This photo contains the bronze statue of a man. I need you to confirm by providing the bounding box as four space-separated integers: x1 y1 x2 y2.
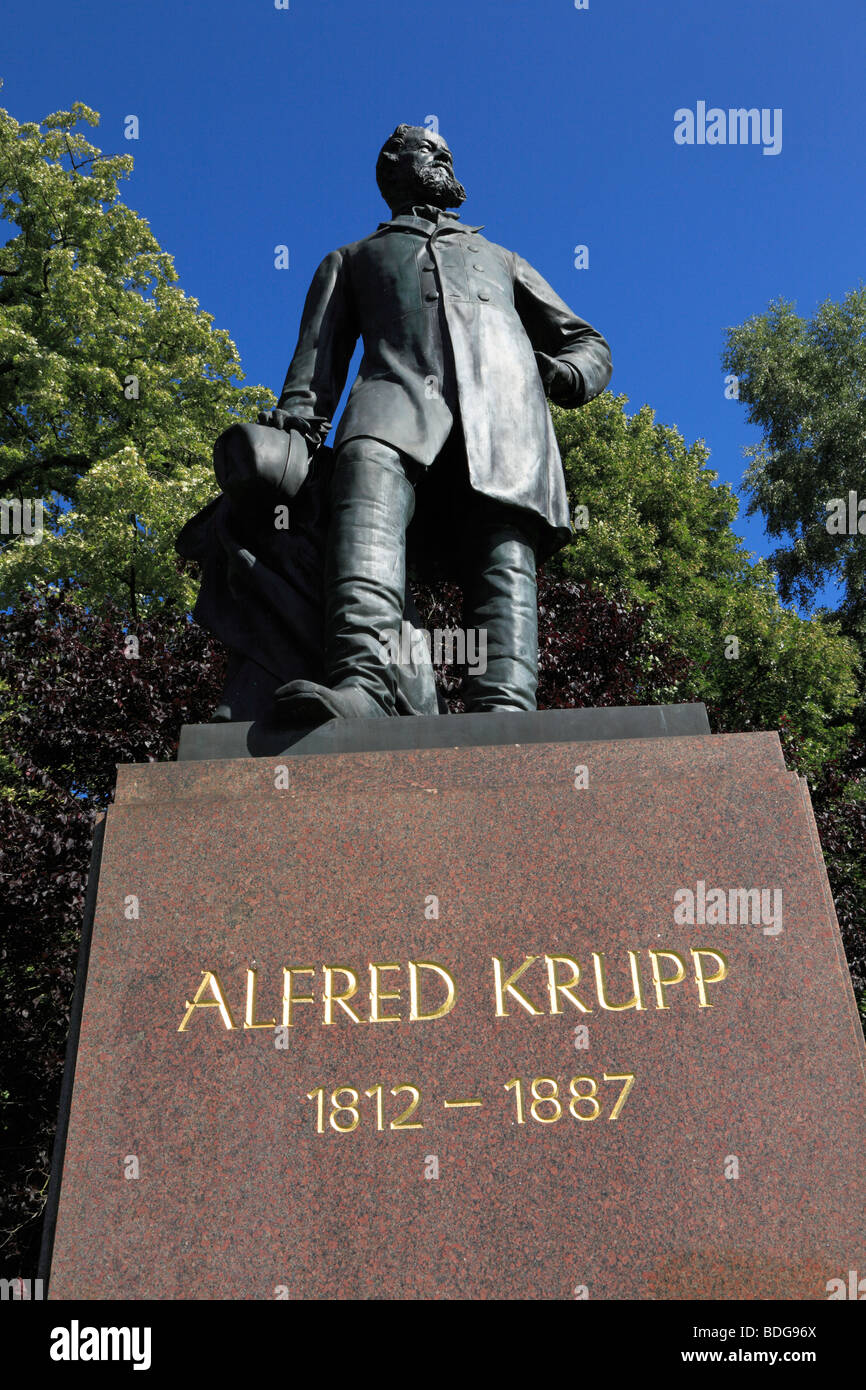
256 124 612 722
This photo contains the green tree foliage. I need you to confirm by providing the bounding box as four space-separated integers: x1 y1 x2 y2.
721 287 866 648
0 95 275 611
548 394 860 770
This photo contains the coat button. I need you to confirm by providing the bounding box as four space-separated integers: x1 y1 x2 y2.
473 262 484 270
425 290 439 300
422 262 435 271
477 290 490 301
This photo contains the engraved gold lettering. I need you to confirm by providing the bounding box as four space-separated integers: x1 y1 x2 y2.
408 960 457 1021
530 1077 562 1123
568 1076 601 1121
368 962 402 1023
504 1077 526 1124
592 950 646 1011
691 948 729 1007
244 967 276 1029
365 1085 385 1130
177 970 237 1031
649 949 688 1009
323 966 362 1025
281 966 315 1026
307 1086 325 1132
390 1084 423 1129
492 955 542 1016
604 1072 636 1119
329 1086 360 1133
544 954 592 1014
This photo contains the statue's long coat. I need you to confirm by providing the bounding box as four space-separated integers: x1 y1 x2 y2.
277 209 613 563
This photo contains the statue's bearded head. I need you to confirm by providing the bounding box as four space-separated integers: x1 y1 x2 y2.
376 125 467 215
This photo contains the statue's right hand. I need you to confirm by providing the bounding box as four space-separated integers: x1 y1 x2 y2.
257 408 295 431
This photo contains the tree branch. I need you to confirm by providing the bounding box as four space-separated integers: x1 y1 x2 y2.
0 452 89 494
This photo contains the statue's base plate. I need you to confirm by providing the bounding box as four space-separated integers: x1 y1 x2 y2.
176 701 711 761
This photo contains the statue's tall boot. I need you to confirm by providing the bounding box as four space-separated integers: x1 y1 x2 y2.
275 439 416 723
461 522 539 713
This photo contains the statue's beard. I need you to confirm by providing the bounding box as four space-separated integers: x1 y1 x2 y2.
395 163 467 211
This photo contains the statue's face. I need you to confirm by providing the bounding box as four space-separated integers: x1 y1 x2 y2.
400 128 455 175
389 128 466 211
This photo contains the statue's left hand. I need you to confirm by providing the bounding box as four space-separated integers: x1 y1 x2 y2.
534 351 570 395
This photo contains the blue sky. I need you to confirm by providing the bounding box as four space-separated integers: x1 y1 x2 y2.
3 0 864 611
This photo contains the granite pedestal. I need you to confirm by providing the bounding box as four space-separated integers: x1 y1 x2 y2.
44 710 866 1299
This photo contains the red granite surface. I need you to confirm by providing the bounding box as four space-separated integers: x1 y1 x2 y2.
48 732 866 1299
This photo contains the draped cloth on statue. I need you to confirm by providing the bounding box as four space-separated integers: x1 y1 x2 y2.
176 444 442 722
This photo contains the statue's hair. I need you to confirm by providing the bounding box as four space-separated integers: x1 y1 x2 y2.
376 124 427 208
